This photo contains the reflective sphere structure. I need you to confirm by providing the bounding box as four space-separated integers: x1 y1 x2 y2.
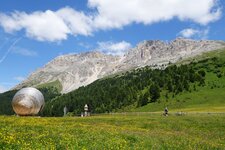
12 87 45 116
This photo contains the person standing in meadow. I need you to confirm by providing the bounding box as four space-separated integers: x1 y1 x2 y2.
164 107 168 116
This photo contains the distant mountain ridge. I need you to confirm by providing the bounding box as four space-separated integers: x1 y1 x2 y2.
14 38 225 93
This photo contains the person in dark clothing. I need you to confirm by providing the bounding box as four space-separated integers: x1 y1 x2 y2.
164 107 168 116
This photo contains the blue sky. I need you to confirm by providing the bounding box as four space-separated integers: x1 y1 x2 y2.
0 0 225 92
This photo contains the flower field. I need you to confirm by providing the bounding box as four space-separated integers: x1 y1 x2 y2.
0 113 225 149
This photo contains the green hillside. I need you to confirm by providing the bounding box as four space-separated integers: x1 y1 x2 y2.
36 80 62 92
1 48 225 116
0 80 62 115
44 48 225 116
129 49 225 112
133 49 225 113
133 72 225 113
42 50 225 116
0 90 17 115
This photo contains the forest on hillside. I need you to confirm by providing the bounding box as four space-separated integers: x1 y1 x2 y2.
1 51 225 116
42 62 208 116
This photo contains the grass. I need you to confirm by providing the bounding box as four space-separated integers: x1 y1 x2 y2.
131 48 225 113
1 47 225 149
177 48 225 65
126 72 225 113
0 114 225 149
36 80 62 92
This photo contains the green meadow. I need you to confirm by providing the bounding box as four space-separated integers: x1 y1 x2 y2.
1 50 225 149
0 113 225 149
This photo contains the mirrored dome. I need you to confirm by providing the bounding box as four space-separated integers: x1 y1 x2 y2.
12 87 44 116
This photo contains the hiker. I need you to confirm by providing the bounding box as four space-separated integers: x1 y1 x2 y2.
164 107 168 116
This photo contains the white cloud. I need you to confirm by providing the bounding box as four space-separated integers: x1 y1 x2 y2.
0 8 93 42
14 76 25 81
88 0 221 29
179 28 198 38
0 10 70 42
56 7 93 36
178 28 209 39
0 0 222 42
97 41 132 55
11 47 37 56
78 42 92 49
0 85 7 93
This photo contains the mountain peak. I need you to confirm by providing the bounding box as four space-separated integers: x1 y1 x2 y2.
14 39 225 93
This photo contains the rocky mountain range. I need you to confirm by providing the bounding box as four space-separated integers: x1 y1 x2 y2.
14 38 225 93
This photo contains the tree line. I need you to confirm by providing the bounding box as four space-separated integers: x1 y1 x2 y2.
1 54 224 116
42 63 206 116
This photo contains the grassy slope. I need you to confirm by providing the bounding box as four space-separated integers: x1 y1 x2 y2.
36 48 225 114
134 73 225 112
0 114 224 149
36 80 62 92
133 48 225 113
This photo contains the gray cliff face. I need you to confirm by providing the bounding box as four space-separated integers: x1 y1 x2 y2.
16 51 121 93
14 38 225 93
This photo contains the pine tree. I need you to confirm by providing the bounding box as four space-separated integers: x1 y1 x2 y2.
149 84 160 102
